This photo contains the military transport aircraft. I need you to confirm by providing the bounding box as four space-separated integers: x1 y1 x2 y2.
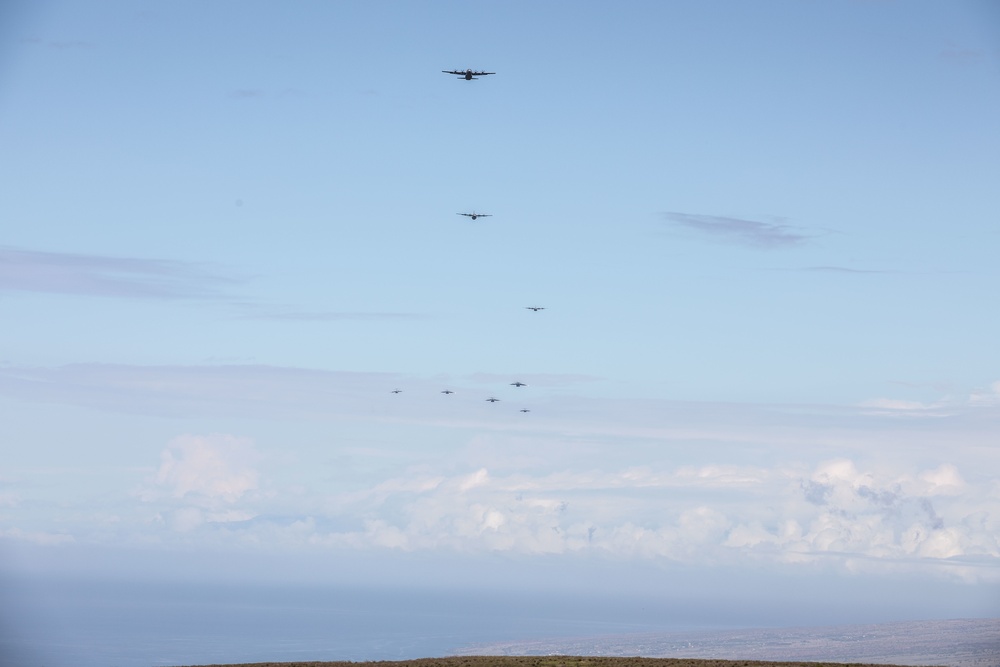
391 389 402 394
485 397 500 402
458 212 491 220
525 306 545 312
443 69 495 80
510 382 527 387
520 409 531 413
441 390 454 394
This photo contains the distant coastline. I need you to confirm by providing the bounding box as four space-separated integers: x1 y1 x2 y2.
458 619 1000 667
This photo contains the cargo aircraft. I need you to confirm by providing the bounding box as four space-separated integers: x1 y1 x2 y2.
443 69 495 80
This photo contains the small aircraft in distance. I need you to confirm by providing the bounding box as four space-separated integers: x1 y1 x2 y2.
458 212 491 220
391 389 402 394
525 306 545 312
510 382 527 387
443 69 495 80
441 390 454 394
520 409 531 413
486 397 500 402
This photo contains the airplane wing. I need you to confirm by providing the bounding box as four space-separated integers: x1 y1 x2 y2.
442 70 463 75
475 72 496 75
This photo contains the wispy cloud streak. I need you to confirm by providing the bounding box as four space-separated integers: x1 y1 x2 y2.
235 305 425 321
800 266 893 274
228 89 266 99
21 38 95 50
0 246 240 299
662 212 811 248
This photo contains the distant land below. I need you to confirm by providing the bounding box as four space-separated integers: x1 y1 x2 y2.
180 656 955 667
456 619 999 667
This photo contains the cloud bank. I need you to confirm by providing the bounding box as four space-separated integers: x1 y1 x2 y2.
126 444 1000 582
3 363 997 583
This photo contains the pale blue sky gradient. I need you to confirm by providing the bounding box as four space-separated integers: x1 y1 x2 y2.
2 0 999 636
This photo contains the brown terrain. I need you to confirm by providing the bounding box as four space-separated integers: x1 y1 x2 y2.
177 658 935 667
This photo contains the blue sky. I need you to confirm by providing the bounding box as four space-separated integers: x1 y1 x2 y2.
2 0 999 628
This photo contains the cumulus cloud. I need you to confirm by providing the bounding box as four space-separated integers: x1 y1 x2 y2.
775 460 999 574
918 465 966 495
134 434 265 534
292 460 1000 580
0 246 240 300
661 212 811 248
141 434 260 504
105 451 1000 582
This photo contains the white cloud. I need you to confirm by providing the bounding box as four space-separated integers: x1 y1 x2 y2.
969 381 1000 406
130 434 265 535
6 366 996 583
916 464 966 496
862 380 1000 414
15 431 972 583
141 434 260 504
170 506 205 532
458 467 490 492
80 449 999 584
168 507 257 532
861 398 939 411
290 459 1000 581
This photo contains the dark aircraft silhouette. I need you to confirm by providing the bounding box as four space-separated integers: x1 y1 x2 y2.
520 409 531 413
441 390 454 394
391 389 402 394
525 306 545 312
486 397 500 402
510 382 527 387
458 212 491 220
444 69 495 80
